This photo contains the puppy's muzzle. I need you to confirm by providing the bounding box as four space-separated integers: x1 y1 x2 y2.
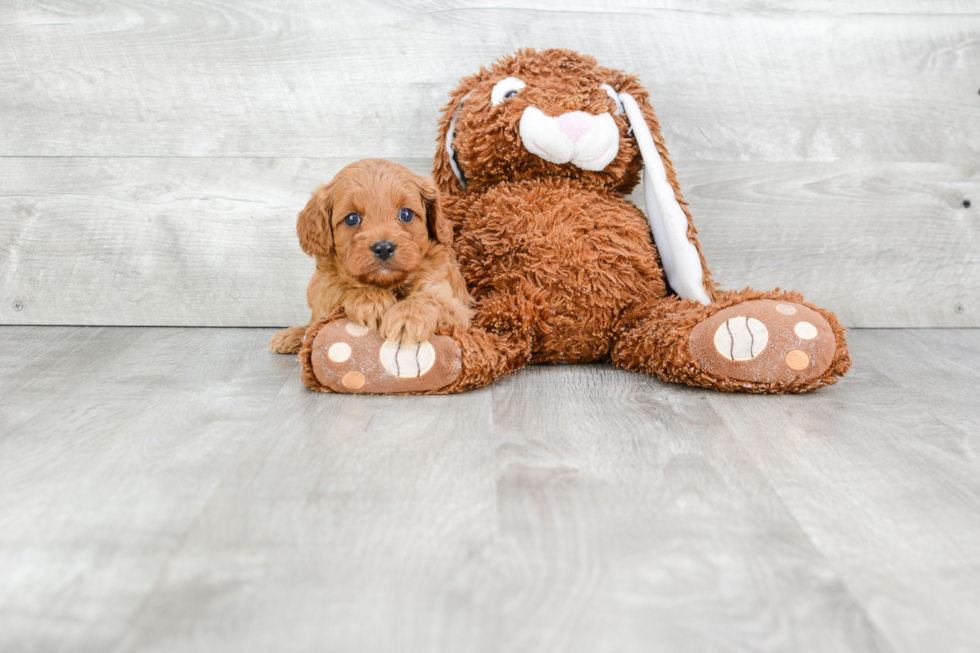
371 240 396 261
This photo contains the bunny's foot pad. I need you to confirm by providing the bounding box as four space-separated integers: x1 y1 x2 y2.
308 318 461 394
689 300 836 385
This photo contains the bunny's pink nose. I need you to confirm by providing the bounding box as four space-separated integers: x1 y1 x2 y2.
557 111 592 142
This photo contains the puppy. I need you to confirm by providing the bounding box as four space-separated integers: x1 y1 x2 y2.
269 159 473 355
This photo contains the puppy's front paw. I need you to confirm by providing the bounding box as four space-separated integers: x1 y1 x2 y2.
343 289 396 331
380 301 439 344
437 300 473 331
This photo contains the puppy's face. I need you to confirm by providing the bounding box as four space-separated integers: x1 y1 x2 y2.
297 159 452 287
331 170 430 287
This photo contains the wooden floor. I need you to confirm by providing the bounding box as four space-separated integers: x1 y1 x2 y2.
1 326 978 652
3 1 978 650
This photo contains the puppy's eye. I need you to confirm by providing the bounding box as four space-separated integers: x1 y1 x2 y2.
343 213 361 227
398 208 414 223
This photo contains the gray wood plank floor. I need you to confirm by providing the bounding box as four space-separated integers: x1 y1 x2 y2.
2 326 979 653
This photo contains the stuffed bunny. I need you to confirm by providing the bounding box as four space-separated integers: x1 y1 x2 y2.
301 49 850 394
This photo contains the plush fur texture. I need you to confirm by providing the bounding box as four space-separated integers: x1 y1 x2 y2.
612 289 850 393
433 49 715 300
269 159 472 355
299 49 850 394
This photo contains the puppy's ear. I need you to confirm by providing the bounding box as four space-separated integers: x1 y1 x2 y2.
296 181 336 258
416 176 453 246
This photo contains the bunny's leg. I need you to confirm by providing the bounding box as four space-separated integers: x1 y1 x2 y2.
299 308 532 395
611 289 851 393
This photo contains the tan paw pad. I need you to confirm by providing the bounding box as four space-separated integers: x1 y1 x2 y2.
310 318 461 394
346 322 370 337
380 341 436 378
327 342 352 362
689 299 837 385
785 350 810 370
794 321 818 340
713 317 768 361
341 371 366 390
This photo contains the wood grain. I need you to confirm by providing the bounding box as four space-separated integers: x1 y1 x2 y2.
0 1 977 162
708 329 980 653
108 362 500 653
0 156 357 327
0 326 145 434
2 158 976 327
3 2 979 649
2 1 978 329
0 327 295 653
2 326 979 651
678 162 980 328
853 328 980 434
491 364 889 653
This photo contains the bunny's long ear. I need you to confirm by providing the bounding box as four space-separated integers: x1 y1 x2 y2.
618 91 713 304
434 88 473 196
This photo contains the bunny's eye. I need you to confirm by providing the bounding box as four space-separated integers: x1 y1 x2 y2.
601 83 624 115
491 77 526 106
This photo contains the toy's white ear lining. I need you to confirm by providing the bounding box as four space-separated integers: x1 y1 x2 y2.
445 92 471 192
444 87 709 304
619 92 710 305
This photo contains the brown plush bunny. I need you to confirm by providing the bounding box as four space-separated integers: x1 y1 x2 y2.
301 48 850 394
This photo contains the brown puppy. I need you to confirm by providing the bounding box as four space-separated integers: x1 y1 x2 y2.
269 159 472 355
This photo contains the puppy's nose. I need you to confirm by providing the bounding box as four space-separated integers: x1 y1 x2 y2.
371 240 396 261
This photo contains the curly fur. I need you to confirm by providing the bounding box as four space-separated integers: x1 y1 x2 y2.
299 49 850 394
612 289 851 393
270 159 472 354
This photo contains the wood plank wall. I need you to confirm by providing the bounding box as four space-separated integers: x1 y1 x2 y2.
1 1 978 327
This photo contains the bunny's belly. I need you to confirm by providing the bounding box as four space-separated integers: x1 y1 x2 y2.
450 180 668 362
